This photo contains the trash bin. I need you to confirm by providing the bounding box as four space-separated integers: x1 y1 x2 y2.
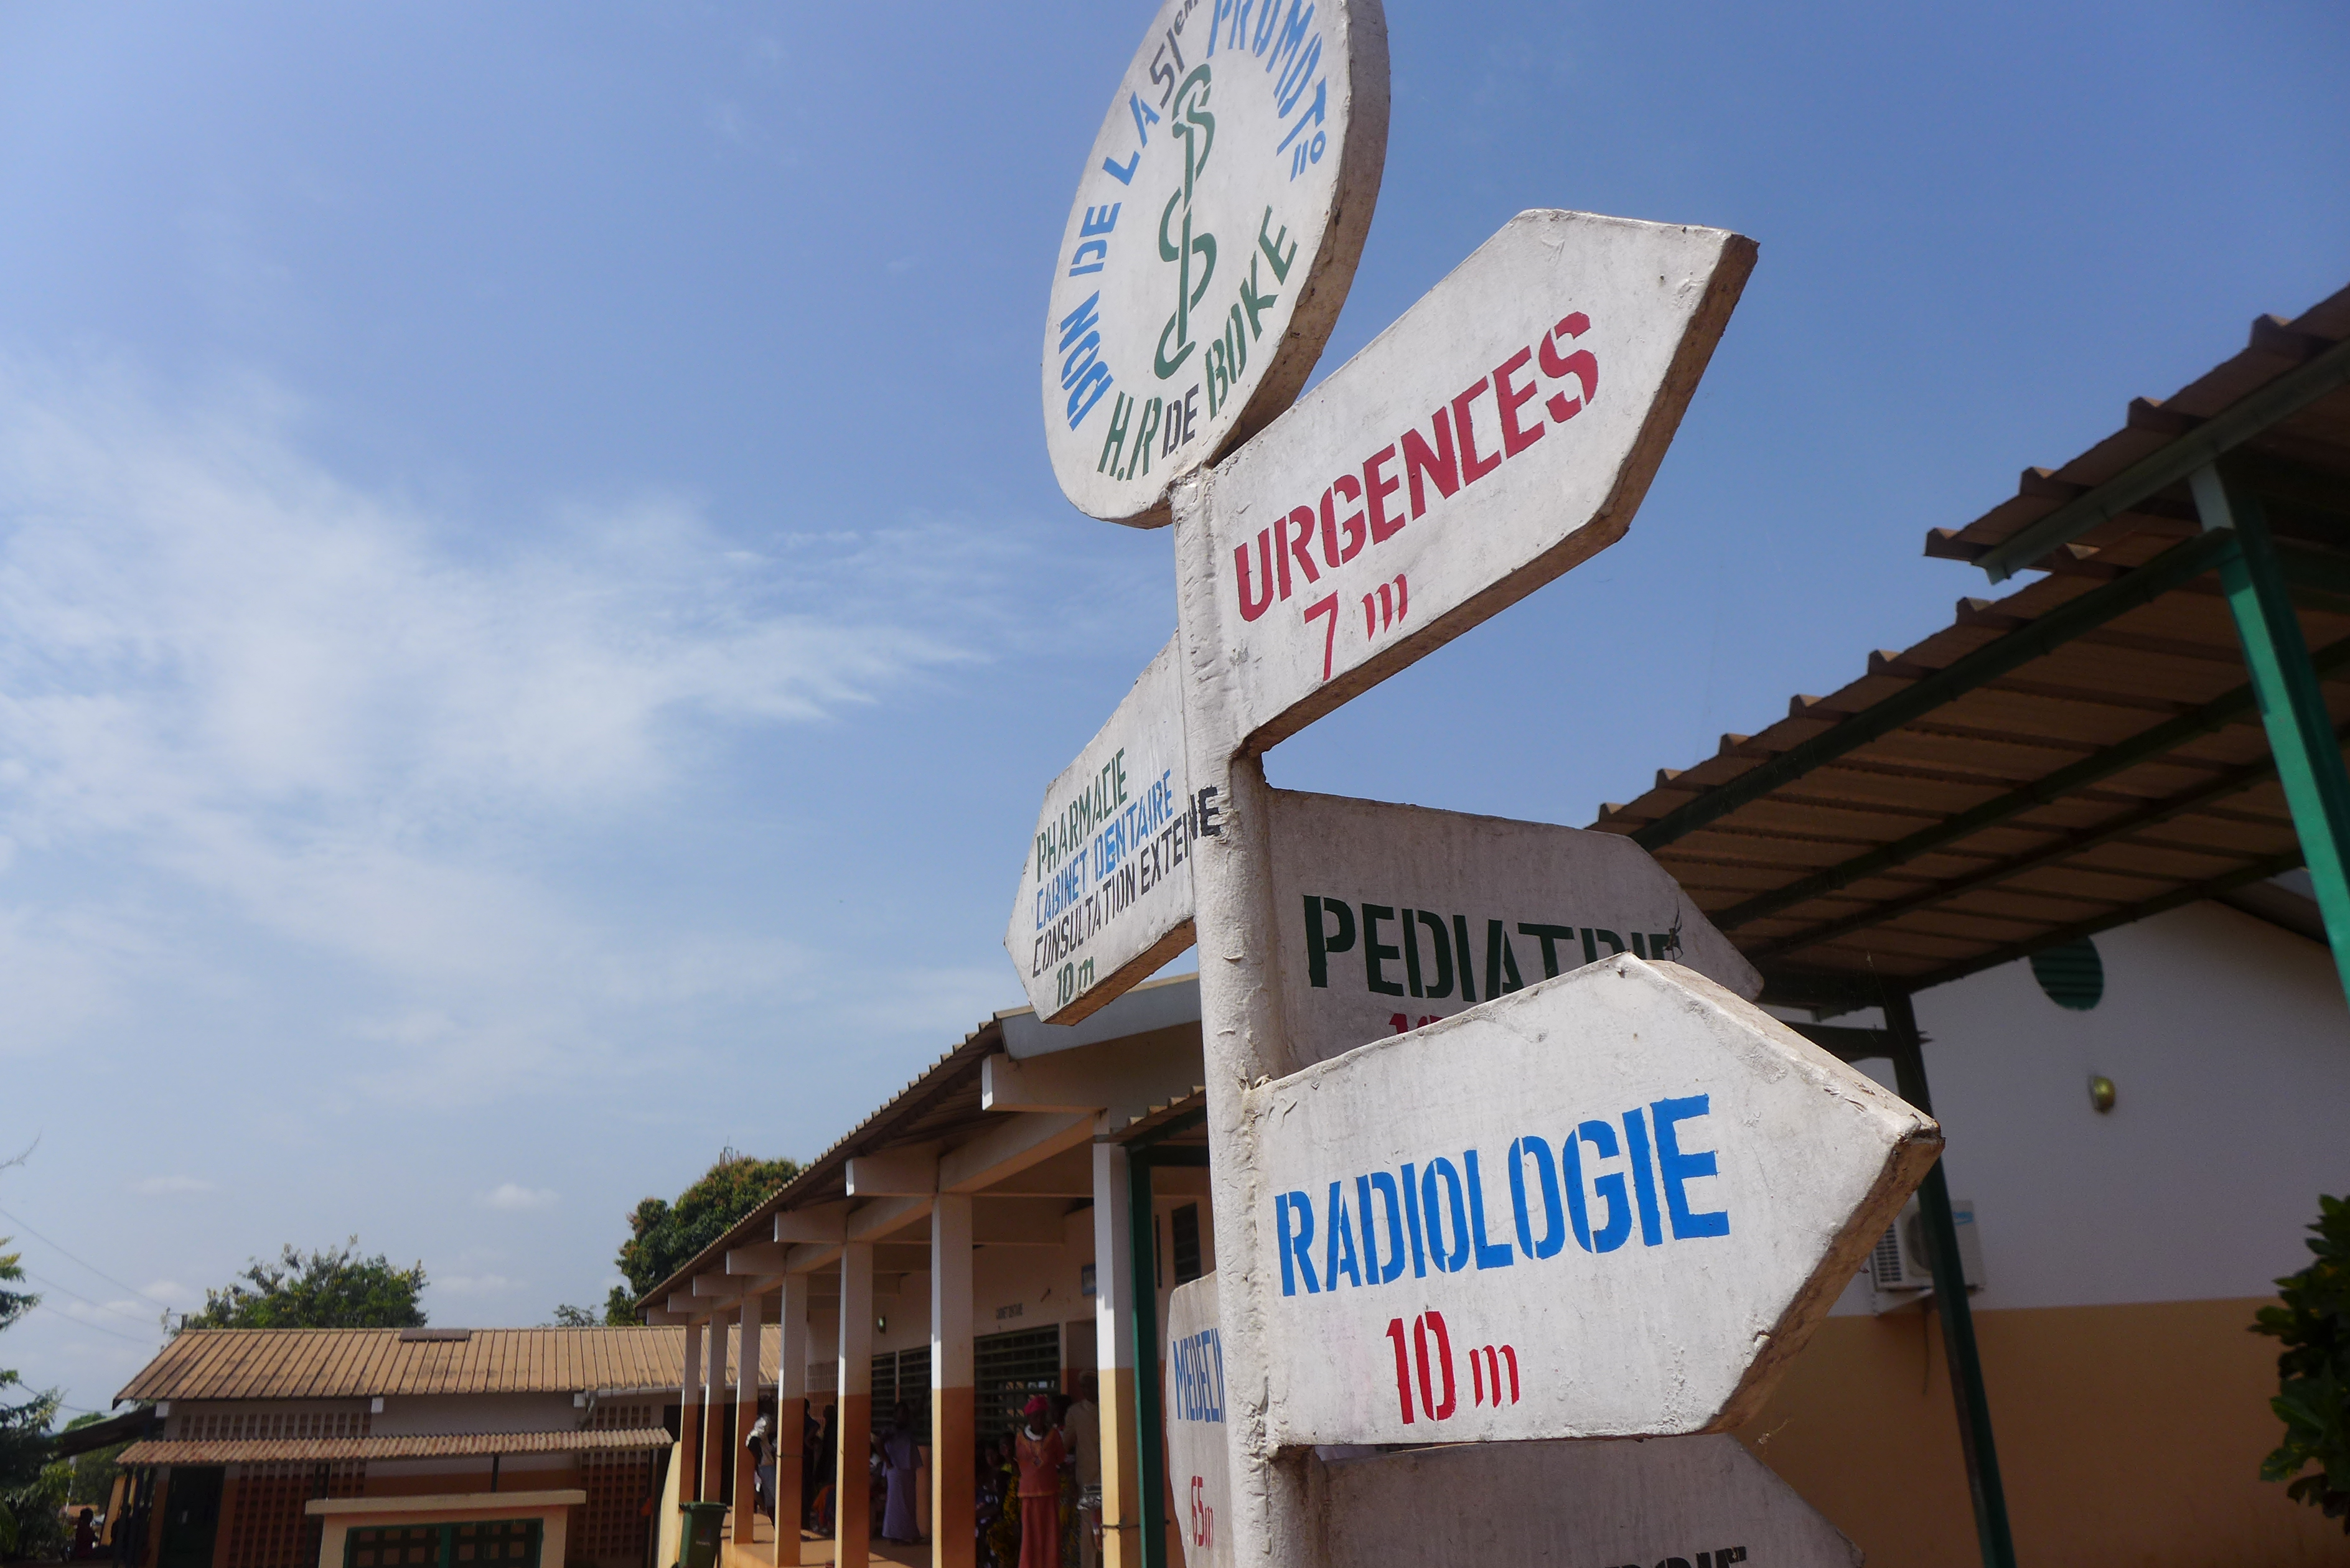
675 1500 727 1568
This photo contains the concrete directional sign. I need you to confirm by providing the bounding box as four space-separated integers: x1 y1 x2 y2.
1267 788 1761 1066
1006 638 1204 1023
1181 210 1756 751
1319 1435 1861 1568
1163 1275 1232 1568
1242 956 1938 1447
1042 0 1389 526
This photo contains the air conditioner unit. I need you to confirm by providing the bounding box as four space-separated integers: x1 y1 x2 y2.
1869 1197 1985 1314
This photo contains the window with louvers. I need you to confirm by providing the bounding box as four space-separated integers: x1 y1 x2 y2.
974 1327 1062 1442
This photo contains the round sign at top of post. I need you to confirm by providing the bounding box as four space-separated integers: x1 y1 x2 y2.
1042 0 1389 527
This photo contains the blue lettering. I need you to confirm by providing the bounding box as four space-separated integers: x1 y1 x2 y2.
1508 1135 1566 1260
1652 1094 1731 1239
1276 1190 1318 1296
1463 1149 1514 1270
1420 1157 1469 1274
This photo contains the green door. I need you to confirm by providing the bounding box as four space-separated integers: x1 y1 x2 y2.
157 1467 223 1568
344 1518 542 1567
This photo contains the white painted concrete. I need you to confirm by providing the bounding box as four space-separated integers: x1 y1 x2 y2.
1241 957 1938 1445
1008 639 1198 1024
1268 786 1760 1066
1163 1276 1232 1568
1042 0 1388 525
1314 1435 1858 1568
1191 210 1753 752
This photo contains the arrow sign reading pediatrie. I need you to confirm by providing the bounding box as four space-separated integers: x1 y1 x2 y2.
1241 955 1938 1448
1266 788 1762 1068
1182 210 1755 752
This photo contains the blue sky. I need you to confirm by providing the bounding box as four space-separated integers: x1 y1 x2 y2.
1 1 2343 1416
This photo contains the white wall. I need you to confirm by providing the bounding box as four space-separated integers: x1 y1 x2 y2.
1832 902 2349 1315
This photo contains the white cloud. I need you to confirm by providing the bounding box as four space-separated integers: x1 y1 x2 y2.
142 1280 197 1305
434 1273 519 1296
479 1183 558 1211
131 1175 215 1196
0 359 1002 1097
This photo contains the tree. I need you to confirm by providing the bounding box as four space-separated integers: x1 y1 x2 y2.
2255 1193 2350 1531
61 1412 127 1508
604 1150 801 1323
180 1239 428 1332
0 1237 59 1555
546 1304 599 1328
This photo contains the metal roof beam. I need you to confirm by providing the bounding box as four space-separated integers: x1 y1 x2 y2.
1711 630 2350 933
1972 334 2350 583
1751 721 2338 964
1631 531 2239 852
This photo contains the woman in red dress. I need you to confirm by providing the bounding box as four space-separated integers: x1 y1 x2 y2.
1013 1395 1067 1568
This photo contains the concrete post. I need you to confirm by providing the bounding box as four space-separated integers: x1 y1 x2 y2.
1172 472 1314 1568
931 1195 975 1568
737 1289 764 1546
836 1243 875 1568
1091 1143 1143 1568
705 1302 735 1505
680 1317 705 1505
775 1277 808 1566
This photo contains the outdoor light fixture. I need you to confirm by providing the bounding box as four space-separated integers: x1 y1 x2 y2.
876 1314 887 1333
2088 1075 2117 1114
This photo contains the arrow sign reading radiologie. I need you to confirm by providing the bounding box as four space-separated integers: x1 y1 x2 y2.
1182 210 1755 752
1241 955 1939 1448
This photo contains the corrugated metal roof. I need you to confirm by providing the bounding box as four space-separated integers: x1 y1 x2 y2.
1592 281 2350 1001
116 1429 671 1465
116 1327 784 1404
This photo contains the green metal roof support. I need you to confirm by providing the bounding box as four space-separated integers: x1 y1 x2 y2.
2193 467 2350 1002
1124 1122 1204 1568
1884 991 2017 1568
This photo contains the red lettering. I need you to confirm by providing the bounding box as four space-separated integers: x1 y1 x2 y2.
1363 443 1403 544
1303 592 1340 681
1234 530 1274 622
1402 409 1458 518
1319 474 1365 568
1283 505 1320 594
1412 1310 1457 1421
1540 312 1597 423
1451 378 1500 485
1493 346 1544 457
1384 1318 1415 1424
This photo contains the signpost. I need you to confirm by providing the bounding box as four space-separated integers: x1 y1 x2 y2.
1042 0 1389 526
1006 639 1202 1023
1266 789 1761 1065
1243 956 1937 1445
1014 5 1939 1566
1182 210 1755 752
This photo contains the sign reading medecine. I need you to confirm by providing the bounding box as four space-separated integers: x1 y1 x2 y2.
1243 956 1938 1447
1163 1274 1232 1568
1318 1434 1860 1568
1185 210 1756 750
1267 788 1761 1066
1042 0 1389 527
1006 640 1207 1024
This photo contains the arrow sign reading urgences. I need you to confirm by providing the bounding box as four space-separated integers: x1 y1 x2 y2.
1241 956 1937 1447
1181 210 1756 752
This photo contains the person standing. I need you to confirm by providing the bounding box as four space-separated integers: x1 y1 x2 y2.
1066 1373 1102 1568
879 1399 924 1542
1013 1396 1066 1568
746 1412 777 1521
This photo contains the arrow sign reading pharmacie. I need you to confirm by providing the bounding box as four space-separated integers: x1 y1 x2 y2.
1042 0 1388 526
1183 210 1756 752
1242 956 1939 1447
1006 640 1209 1024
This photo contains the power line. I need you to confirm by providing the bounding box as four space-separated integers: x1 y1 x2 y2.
20 1269 159 1327
0 1205 178 1309
30 1301 158 1347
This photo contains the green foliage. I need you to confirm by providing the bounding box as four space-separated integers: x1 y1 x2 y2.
547 1303 600 1328
180 1238 428 1332
0 1238 59 1551
1 1457 68 1559
2254 1193 2350 1531
60 1411 126 1507
612 1149 801 1313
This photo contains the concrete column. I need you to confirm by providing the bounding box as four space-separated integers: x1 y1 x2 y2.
775 1276 809 1566
931 1195 975 1568
736 1289 764 1546
836 1243 875 1568
1092 1144 1143 1568
681 1318 706 1505
705 1302 735 1505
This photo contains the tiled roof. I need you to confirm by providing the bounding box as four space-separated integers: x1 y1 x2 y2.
117 1428 672 1465
116 1327 780 1404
